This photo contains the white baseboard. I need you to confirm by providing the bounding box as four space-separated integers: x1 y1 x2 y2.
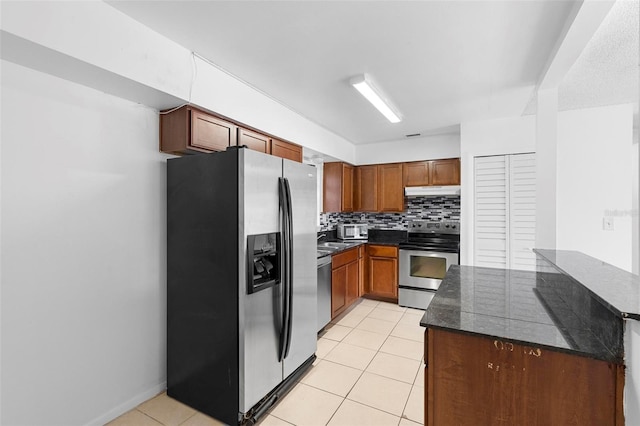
86 381 167 426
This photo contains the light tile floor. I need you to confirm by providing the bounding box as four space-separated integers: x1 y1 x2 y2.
107 299 425 426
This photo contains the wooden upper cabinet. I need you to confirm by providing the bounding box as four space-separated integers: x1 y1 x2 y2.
323 162 354 213
160 105 303 162
160 106 237 154
191 110 237 152
430 158 460 186
271 138 303 163
402 158 460 187
355 165 378 212
342 164 354 212
238 128 270 153
404 161 430 187
377 163 404 212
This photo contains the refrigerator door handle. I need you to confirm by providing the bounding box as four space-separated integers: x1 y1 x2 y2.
283 177 294 358
278 177 291 362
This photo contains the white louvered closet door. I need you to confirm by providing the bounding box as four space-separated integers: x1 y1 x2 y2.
474 156 508 268
508 153 536 270
474 153 536 271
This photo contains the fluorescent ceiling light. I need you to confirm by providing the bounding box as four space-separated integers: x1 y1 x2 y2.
350 74 402 123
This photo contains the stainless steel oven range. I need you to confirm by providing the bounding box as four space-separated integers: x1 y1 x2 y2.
398 220 460 310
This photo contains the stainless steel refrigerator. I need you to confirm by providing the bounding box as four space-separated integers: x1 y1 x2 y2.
167 147 317 425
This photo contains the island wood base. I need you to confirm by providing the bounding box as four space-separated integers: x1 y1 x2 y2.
424 328 624 425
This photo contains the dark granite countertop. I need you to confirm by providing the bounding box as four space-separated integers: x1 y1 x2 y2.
317 229 406 258
316 239 399 259
367 229 407 245
420 265 623 363
535 249 640 321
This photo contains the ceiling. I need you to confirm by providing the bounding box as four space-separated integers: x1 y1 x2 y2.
107 1 634 145
525 0 639 119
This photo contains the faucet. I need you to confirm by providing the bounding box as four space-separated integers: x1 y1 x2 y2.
317 233 326 240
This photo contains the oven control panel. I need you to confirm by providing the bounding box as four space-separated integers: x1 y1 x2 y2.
407 220 460 234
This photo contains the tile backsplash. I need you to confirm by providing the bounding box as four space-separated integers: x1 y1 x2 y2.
319 195 461 231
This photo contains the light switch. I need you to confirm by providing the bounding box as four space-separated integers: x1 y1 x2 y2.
603 217 614 231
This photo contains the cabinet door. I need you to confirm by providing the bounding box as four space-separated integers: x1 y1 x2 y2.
342 164 354 212
323 162 354 213
369 257 398 299
430 159 460 186
272 138 302 162
358 246 365 296
404 161 430 187
367 245 398 300
323 163 342 212
377 163 404 212
429 329 619 425
238 128 270 153
345 260 359 306
191 109 237 152
355 165 378 212
331 264 347 318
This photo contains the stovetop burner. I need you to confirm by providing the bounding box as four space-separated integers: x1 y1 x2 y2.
401 220 460 252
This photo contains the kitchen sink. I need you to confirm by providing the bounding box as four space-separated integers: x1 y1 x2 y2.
317 240 361 258
317 241 358 249
317 248 334 257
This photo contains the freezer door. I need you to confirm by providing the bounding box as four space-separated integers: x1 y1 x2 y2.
238 149 284 414
282 159 318 378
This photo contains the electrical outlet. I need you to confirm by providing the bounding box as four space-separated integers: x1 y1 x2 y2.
603 217 614 231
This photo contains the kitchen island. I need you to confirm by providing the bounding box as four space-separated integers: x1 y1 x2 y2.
420 255 632 425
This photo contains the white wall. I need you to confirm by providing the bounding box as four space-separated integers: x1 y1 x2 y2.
633 130 638 275
460 105 634 271
556 104 633 272
1 61 169 425
0 1 356 164
535 88 558 250
459 115 537 265
355 133 460 165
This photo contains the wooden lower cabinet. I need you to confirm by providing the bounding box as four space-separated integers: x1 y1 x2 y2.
424 328 623 426
331 264 347 317
358 246 365 296
331 248 359 318
366 245 398 301
345 261 359 307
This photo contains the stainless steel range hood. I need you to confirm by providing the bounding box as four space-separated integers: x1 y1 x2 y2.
404 185 461 197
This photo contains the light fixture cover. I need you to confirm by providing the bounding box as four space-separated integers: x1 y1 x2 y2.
350 74 402 123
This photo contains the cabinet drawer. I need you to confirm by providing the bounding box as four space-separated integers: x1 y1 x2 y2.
332 247 359 269
367 245 398 258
